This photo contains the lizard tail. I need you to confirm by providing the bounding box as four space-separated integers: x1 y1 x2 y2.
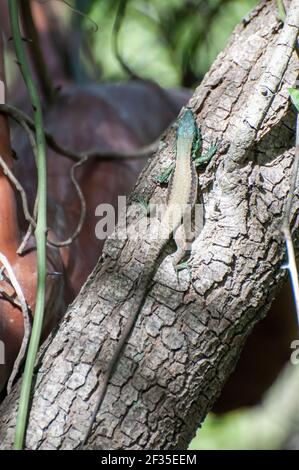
80 248 163 447
80 272 156 448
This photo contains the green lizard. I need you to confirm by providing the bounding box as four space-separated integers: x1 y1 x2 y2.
156 121 217 185
82 108 203 446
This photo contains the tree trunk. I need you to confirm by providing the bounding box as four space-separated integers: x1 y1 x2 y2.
0 0 298 450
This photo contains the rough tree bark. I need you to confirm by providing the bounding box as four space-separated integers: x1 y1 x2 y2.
0 0 298 450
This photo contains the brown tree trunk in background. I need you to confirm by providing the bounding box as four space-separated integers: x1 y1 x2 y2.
0 0 298 450
0 35 20 254
0 34 25 388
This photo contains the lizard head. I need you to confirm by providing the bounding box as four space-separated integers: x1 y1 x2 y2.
177 108 197 140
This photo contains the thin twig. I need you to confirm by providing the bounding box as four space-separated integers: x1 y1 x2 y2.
0 253 31 395
280 2 299 325
17 117 38 163
48 156 87 247
9 0 48 449
5 107 86 251
282 226 299 320
18 198 37 255
20 0 56 104
14 117 38 254
281 113 299 324
282 113 299 227
34 0 99 33
0 103 159 162
112 0 139 80
0 154 86 250
0 154 36 227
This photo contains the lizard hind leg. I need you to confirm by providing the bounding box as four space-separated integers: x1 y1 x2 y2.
172 223 191 269
172 224 192 285
172 203 196 275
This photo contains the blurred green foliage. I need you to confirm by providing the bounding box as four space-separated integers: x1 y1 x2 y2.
192 363 299 450
289 88 299 112
77 0 258 87
189 411 284 450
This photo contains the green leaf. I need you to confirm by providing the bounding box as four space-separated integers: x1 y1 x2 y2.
289 88 299 112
